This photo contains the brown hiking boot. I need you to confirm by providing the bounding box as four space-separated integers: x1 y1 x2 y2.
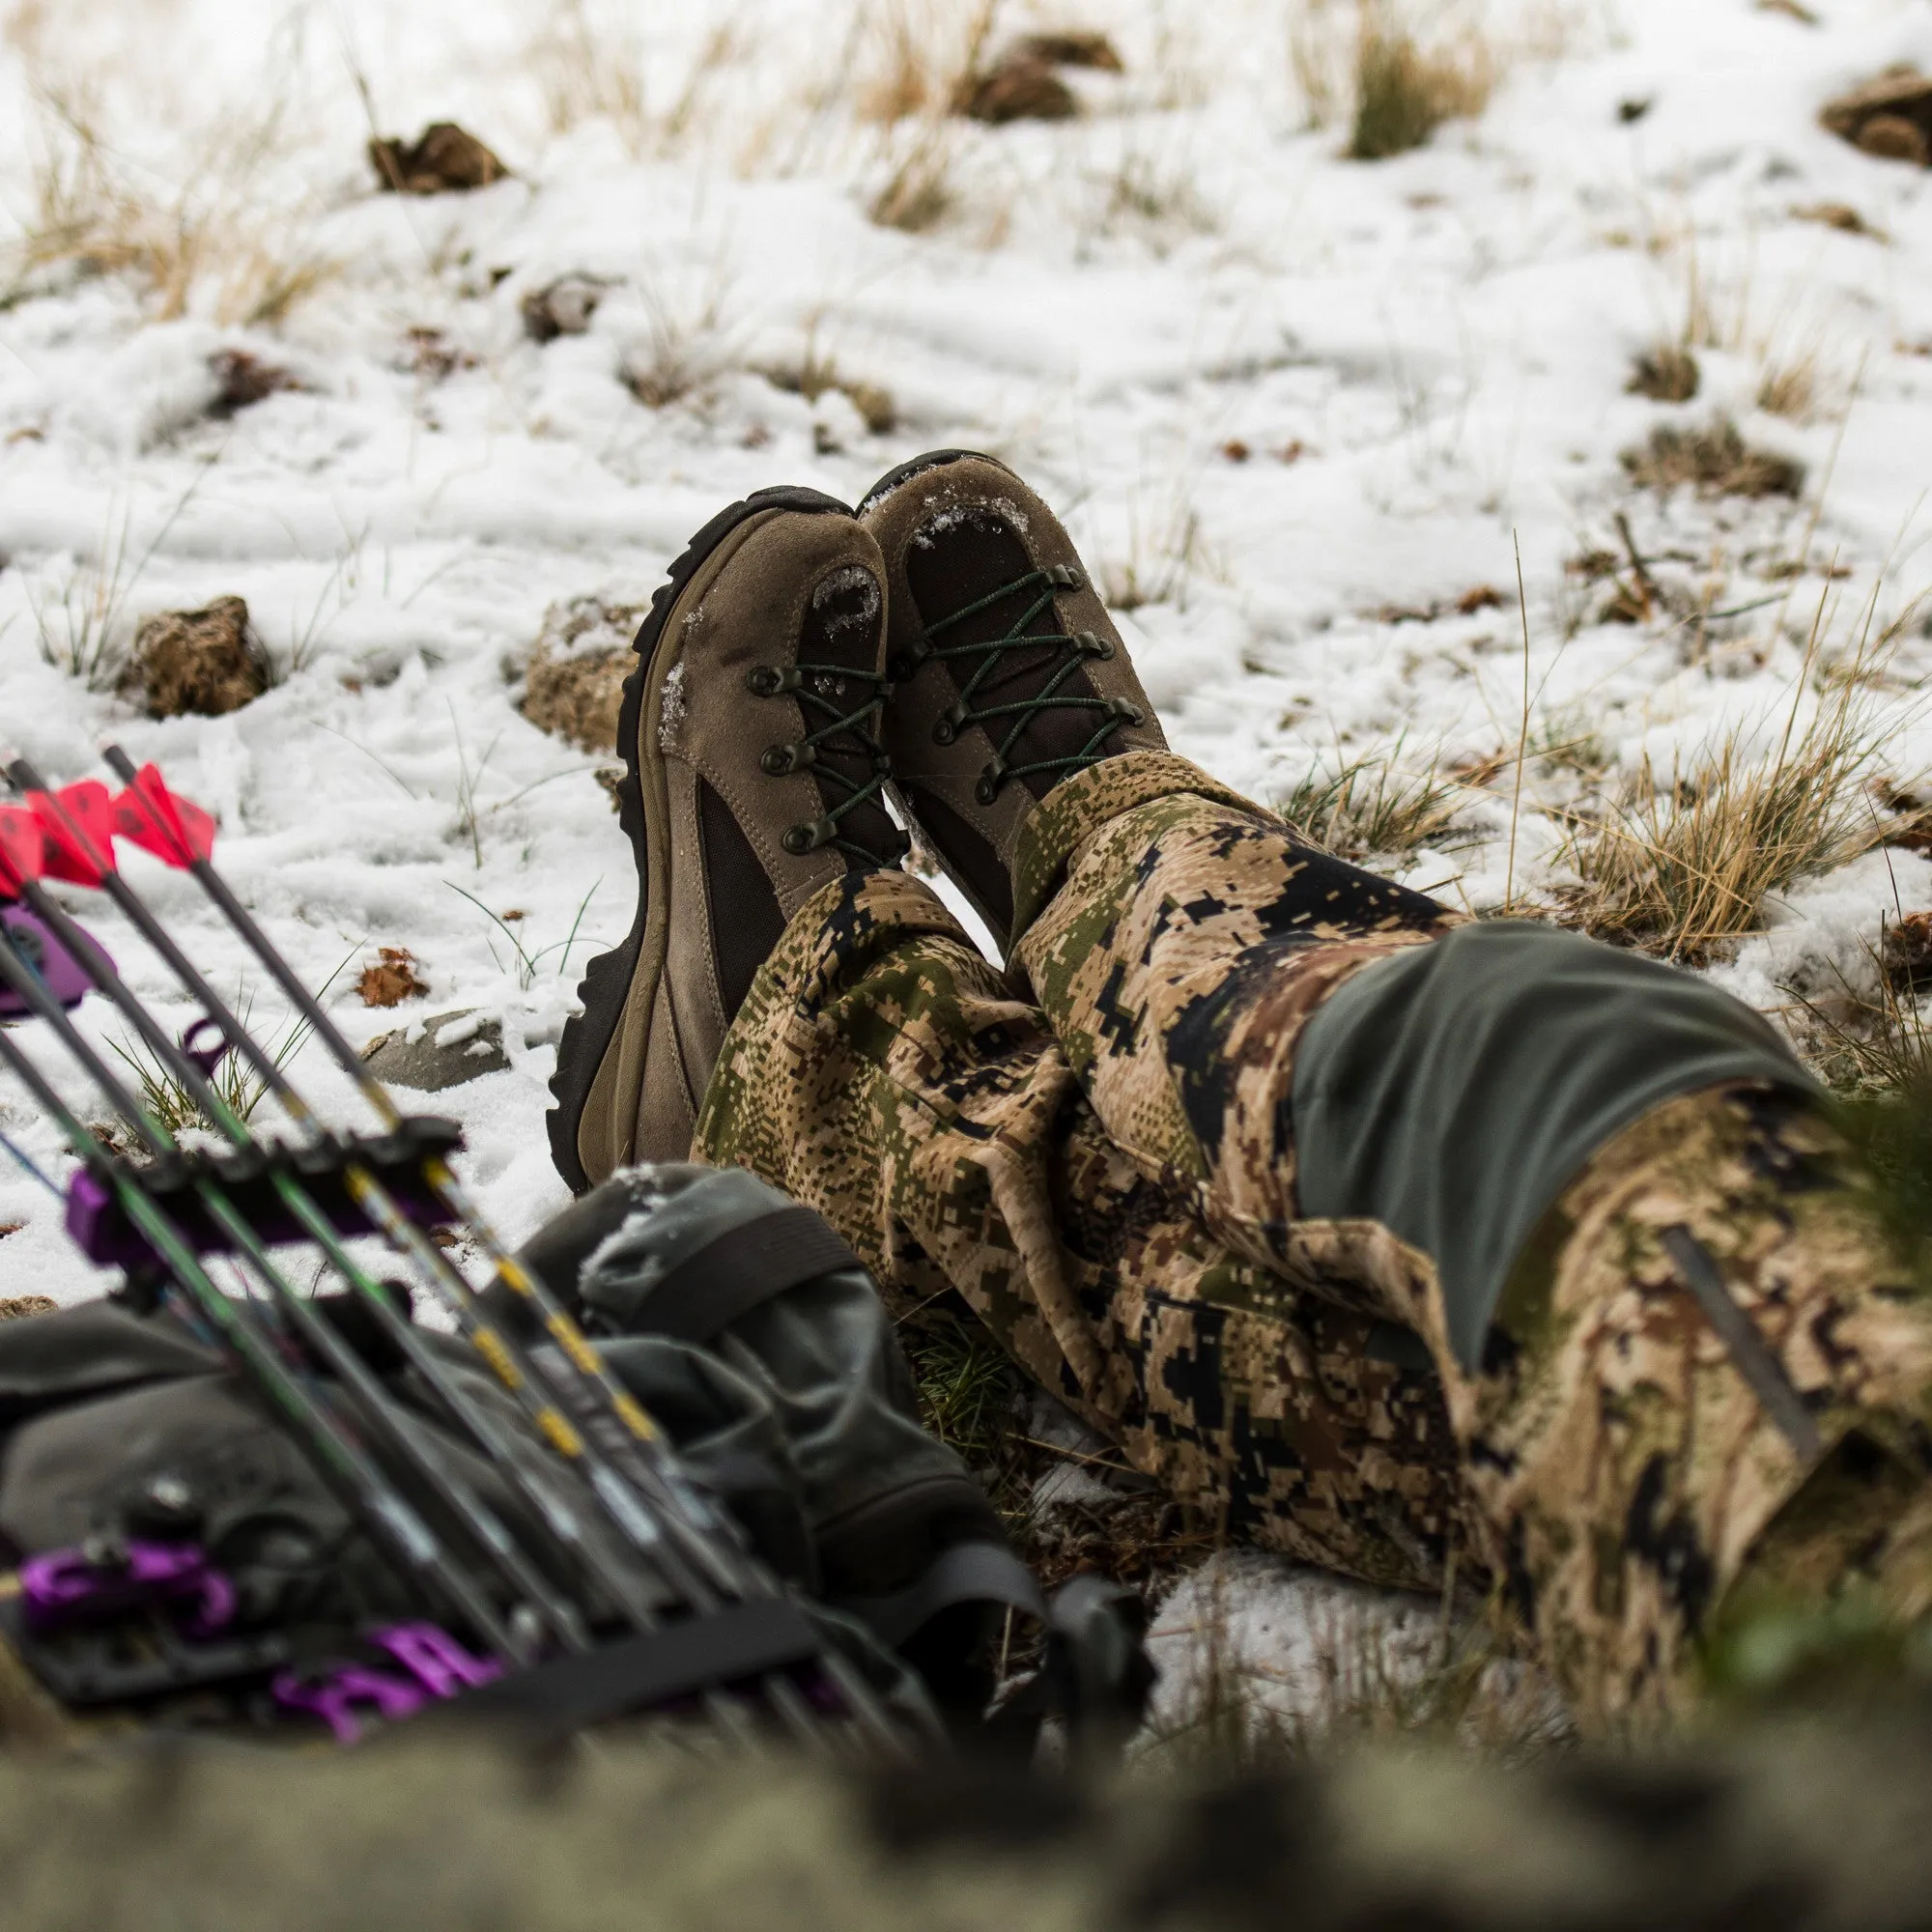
548 489 906 1191
858 450 1166 951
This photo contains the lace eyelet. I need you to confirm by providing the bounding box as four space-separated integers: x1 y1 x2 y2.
781 823 816 856
747 666 779 696
1046 564 1083 590
761 745 794 777
932 719 956 747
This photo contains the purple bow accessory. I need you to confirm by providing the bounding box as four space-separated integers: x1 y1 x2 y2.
0 904 106 1020
272 1622 501 1744
20 1537 237 1638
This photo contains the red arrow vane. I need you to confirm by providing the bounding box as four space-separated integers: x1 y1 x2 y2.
0 807 43 896
112 765 217 868
29 782 118 888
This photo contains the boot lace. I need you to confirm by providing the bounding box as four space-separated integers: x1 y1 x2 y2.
895 563 1141 805
746 662 910 865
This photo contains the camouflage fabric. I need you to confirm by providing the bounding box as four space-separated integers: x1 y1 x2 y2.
1471 1082 1932 1731
696 751 1932 1727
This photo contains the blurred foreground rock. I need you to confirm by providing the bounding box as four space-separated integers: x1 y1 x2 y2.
369 124 509 194
11 1717 1932 1929
119 595 270 718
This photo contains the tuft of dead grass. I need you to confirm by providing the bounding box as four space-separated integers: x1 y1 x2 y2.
1562 639 1881 961
1757 350 1819 421
1279 749 1470 863
1346 0 1495 160
525 1 740 159
618 279 739 410
6 86 333 326
1621 417 1804 498
759 332 895 434
1627 344 1700 402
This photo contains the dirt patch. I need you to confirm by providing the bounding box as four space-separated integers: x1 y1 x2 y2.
120 595 270 719
1821 70 1932 166
522 597 646 755
368 123 509 195
1620 417 1804 498
1627 345 1700 402
209 350 300 418
359 947 427 1009
0 1296 57 1320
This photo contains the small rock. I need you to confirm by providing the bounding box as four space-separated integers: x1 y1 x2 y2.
1015 31 1124 71
360 1009 508 1093
1456 584 1503 614
1820 70 1932 165
208 350 300 418
1617 98 1653 124
120 596 270 719
369 123 510 195
521 596 646 754
1221 439 1252 463
1857 113 1929 165
359 947 427 1009
955 58 1080 124
0 1296 56 1321
522 274 610 344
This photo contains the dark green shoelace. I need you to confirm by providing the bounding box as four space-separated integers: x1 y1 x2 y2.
897 563 1142 804
747 661 909 865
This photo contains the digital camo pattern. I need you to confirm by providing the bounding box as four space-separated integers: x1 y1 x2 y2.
1011 757 1462 1307
1469 1082 1932 1732
695 860 1469 1594
696 755 1932 1726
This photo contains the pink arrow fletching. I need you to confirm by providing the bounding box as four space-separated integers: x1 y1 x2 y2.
29 783 117 888
112 765 216 867
0 808 43 896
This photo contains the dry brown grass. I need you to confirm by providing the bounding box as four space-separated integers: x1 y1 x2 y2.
867 126 958 232
1757 347 1821 421
1562 628 1882 961
1346 1 1495 159
1627 344 1700 402
5 85 332 325
525 1 740 159
1621 417 1804 498
758 331 895 434
855 0 997 125
1279 748 1472 863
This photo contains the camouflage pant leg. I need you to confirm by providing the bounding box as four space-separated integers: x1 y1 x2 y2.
1468 1081 1932 1732
695 867 1469 1592
1009 753 1461 1301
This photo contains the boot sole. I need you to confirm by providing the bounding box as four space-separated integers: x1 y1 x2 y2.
546 484 854 1193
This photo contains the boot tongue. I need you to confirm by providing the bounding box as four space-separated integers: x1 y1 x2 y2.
903 509 1100 800
798 564 898 864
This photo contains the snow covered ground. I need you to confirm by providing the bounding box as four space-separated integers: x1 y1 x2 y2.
6 0 1932 1736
